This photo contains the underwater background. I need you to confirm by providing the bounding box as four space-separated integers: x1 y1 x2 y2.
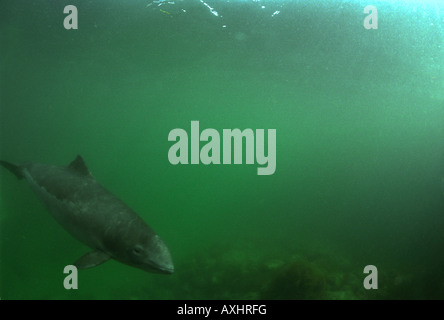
1 0 443 299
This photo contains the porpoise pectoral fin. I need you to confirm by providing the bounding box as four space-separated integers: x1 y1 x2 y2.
74 250 111 269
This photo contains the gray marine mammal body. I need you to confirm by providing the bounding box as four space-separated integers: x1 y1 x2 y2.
0 155 174 274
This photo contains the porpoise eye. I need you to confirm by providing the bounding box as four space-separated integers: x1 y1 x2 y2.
133 245 143 255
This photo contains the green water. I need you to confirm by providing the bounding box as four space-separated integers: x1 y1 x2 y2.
1 0 443 299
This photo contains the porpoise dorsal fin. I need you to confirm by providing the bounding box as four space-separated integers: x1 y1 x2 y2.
74 250 111 269
68 155 91 176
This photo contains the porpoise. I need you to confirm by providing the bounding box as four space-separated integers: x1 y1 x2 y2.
0 155 174 274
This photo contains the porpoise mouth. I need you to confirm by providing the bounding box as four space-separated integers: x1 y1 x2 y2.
145 260 174 274
159 266 174 274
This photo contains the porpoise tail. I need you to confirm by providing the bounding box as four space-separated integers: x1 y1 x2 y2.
0 160 24 180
